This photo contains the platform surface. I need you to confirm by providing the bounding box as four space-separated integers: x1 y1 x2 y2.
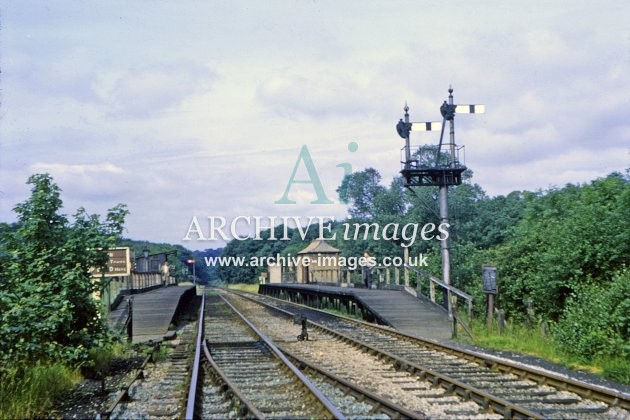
114 285 194 343
261 283 452 341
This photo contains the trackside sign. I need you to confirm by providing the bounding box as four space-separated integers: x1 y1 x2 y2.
90 247 131 277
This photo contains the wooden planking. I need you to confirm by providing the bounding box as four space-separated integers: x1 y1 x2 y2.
352 289 451 340
131 285 195 343
262 284 452 341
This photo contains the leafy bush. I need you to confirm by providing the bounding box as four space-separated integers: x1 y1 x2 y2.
0 174 128 366
494 173 630 320
553 269 629 359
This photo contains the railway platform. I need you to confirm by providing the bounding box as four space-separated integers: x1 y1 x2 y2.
258 283 452 341
108 285 197 343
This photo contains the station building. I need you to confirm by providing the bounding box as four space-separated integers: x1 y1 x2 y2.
267 240 341 284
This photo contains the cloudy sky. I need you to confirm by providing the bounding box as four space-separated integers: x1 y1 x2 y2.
1 1 628 250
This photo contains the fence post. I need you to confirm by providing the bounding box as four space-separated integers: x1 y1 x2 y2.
486 293 494 329
495 308 505 335
525 299 534 328
106 278 111 312
127 297 134 342
404 247 410 287
451 295 458 339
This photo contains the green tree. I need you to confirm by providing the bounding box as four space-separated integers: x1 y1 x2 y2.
0 174 128 366
494 172 630 320
337 168 386 219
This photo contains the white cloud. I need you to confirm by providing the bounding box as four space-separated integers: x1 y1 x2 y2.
25 162 134 208
29 162 124 175
97 64 216 118
473 146 629 196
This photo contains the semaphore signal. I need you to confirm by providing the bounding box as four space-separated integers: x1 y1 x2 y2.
397 86 485 187
395 86 484 323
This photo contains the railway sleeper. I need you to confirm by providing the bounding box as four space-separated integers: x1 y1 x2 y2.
215 354 277 363
475 380 540 389
207 340 259 347
447 371 513 378
428 396 465 405
426 363 482 371
215 362 281 371
510 396 582 405
443 408 484 416
455 376 532 384
533 404 609 415
492 389 557 399
231 380 295 390
415 388 448 399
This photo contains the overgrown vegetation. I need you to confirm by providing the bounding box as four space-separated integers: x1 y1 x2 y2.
553 269 629 362
0 174 128 417
469 312 630 384
227 283 260 293
491 172 630 321
0 363 81 419
0 174 128 366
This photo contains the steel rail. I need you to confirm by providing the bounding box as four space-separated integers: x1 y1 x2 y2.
201 339 267 419
280 346 426 419
218 295 347 420
224 290 541 419
185 291 205 419
319 326 542 419
101 350 154 419
243 288 630 411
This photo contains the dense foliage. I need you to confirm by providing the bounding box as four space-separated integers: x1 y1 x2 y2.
553 269 629 359
493 173 630 320
0 174 128 367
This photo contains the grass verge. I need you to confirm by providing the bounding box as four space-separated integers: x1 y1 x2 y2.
0 363 81 419
465 319 630 385
227 283 260 293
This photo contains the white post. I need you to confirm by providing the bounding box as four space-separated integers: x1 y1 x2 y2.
404 247 410 287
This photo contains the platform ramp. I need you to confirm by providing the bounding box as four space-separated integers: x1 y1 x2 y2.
259 284 452 341
351 288 452 340
129 285 195 343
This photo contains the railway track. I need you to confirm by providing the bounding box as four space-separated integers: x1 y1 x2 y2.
199 293 342 418
197 292 434 419
107 323 197 419
225 288 630 419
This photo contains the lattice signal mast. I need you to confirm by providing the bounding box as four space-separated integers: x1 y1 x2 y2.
396 86 484 320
